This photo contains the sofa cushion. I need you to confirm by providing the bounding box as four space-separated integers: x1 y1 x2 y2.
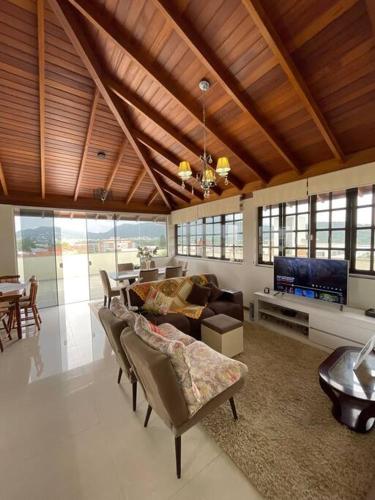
157 323 195 346
133 315 201 413
207 282 223 302
208 300 243 320
187 306 216 339
186 341 248 408
110 297 138 328
186 282 211 306
143 286 173 315
142 311 191 335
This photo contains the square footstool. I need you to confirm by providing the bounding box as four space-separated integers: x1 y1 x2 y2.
201 314 243 358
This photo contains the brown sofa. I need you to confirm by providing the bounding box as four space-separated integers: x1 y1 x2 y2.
125 274 244 339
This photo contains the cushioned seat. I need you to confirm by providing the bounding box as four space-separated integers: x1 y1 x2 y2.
187 306 216 339
207 300 243 321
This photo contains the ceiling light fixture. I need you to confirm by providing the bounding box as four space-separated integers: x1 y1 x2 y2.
177 79 231 198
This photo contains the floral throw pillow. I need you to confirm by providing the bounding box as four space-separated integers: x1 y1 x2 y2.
110 297 138 329
143 286 173 315
134 315 201 412
157 323 195 346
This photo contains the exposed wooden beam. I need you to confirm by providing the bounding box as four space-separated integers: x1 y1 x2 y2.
241 0 345 162
0 159 8 196
49 0 171 210
135 130 223 196
155 175 191 204
366 0 375 37
110 81 245 191
74 88 100 201
151 162 203 200
105 138 128 192
152 0 299 173
125 170 147 205
37 0 46 198
147 190 158 207
65 0 268 183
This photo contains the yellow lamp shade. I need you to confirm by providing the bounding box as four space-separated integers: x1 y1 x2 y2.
202 167 215 183
216 156 230 176
178 161 192 180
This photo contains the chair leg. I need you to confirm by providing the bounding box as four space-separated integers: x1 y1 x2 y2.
144 405 152 427
229 397 238 420
175 436 181 479
104 296 107 307
117 367 122 384
132 380 137 412
108 296 112 308
32 306 40 330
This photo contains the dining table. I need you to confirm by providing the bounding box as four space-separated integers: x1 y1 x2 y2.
0 282 25 339
109 267 166 284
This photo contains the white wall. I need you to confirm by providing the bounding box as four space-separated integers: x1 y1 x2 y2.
0 205 17 275
171 164 375 311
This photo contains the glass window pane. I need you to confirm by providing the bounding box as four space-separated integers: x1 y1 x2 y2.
285 215 296 231
331 250 345 259
355 251 371 270
357 207 372 227
285 202 295 214
262 206 270 217
356 229 372 249
272 232 279 246
271 248 279 261
285 232 295 247
271 205 279 215
271 217 279 231
234 248 243 261
332 191 346 209
316 211 329 229
317 194 329 210
262 232 270 245
316 231 329 247
297 248 308 257
331 230 345 248
214 247 221 258
297 232 308 247
285 248 296 256
298 200 309 213
297 213 309 230
316 249 329 259
262 247 270 262
331 210 346 229
357 186 373 206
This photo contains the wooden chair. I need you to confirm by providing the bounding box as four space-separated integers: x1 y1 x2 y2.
18 280 42 331
99 270 121 307
139 268 159 282
117 263 134 273
0 293 18 352
0 275 20 283
165 266 183 279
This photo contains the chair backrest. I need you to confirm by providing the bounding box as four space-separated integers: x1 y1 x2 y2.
118 263 134 273
120 328 189 428
140 260 156 269
28 280 39 306
99 270 111 294
139 268 159 282
0 275 20 283
98 307 133 378
165 266 183 279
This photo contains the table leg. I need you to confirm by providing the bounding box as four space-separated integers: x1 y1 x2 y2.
15 301 22 339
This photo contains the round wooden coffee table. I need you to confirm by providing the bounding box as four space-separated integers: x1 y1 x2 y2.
319 346 375 433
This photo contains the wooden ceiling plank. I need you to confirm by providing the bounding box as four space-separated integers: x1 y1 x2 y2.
366 0 375 37
65 0 268 183
151 0 299 173
241 0 345 162
125 169 147 204
151 161 203 200
74 88 100 201
48 0 171 210
155 175 191 204
105 138 128 192
147 189 158 207
110 81 237 192
0 159 9 196
37 0 46 199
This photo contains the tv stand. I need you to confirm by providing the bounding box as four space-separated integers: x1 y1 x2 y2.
254 292 375 350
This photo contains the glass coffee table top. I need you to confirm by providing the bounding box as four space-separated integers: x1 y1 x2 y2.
319 347 375 402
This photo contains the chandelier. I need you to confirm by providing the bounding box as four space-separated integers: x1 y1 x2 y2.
177 79 231 198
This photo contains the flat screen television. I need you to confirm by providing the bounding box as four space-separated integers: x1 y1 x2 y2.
274 257 349 305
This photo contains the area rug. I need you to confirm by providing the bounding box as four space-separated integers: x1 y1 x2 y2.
200 322 375 500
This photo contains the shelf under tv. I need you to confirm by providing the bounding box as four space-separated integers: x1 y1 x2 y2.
254 291 375 350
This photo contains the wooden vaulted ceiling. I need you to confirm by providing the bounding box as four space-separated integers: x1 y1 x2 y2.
0 0 375 214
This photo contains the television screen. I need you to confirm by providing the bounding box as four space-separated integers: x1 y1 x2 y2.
274 257 349 305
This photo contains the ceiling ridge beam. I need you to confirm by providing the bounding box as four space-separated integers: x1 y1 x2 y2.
74 88 100 201
49 0 171 210
241 0 345 162
150 161 203 201
110 81 238 192
125 170 147 205
151 0 300 174
0 159 8 196
147 190 158 207
105 138 128 192
37 0 46 199
65 0 268 183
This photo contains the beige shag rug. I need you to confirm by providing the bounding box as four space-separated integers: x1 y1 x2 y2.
201 322 375 500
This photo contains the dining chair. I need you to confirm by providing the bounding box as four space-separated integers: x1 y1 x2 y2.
117 263 134 273
139 268 159 282
0 275 20 283
18 279 42 331
0 293 18 352
140 260 156 269
99 270 121 307
165 266 183 279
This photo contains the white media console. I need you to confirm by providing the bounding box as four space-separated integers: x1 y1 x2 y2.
254 291 375 350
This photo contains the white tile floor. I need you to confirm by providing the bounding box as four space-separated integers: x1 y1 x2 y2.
1 303 262 500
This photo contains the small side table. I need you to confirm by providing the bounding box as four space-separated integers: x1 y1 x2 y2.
201 314 243 358
319 346 375 433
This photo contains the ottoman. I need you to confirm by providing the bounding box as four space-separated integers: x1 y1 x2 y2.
201 314 243 358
